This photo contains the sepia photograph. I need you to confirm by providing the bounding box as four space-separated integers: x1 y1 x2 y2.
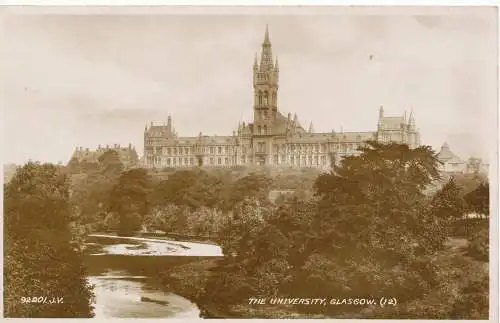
1 4 497 320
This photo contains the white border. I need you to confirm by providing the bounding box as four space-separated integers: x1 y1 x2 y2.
0 2 498 323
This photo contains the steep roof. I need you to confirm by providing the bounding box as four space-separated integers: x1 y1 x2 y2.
380 116 406 130
437 142 464 163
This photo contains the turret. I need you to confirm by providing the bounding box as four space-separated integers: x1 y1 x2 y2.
377 106 384 131
378 105 384 119
167 115 172 132
408 110 416 131
308 122 314 133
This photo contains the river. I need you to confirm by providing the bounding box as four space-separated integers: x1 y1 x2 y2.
84 234 223 318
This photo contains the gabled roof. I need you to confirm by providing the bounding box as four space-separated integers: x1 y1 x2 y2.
437 142 464 163
380 116 406 130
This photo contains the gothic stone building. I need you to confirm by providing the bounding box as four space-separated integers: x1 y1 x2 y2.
143 27 420 170
71 144 139 169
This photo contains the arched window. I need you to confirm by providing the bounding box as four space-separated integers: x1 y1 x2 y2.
263 91 268 105
258 91 263 106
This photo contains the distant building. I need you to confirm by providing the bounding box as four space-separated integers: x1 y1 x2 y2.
466 157 489 176
71 144 139 169
143 26 421 170
437 142 467 173
436 142 488 176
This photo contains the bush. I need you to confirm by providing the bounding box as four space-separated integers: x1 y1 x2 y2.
467 227 489 261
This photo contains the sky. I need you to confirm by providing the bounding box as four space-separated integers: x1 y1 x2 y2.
1 6 497 164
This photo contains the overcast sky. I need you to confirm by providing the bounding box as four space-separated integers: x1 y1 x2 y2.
1 6 497 164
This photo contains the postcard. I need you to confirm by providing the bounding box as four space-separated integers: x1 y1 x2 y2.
2 4 497 320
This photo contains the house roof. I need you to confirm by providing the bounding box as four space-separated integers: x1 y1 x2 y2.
437 142 464 163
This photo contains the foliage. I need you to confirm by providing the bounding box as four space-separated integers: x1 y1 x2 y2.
53 139 488 319
467 226 489 261
217 173 273 211
98 150 124 175
150 169 222 208
4 162 94 318
109 168 151 234
464 182 489 216
307 142 443 310
429 177 466 222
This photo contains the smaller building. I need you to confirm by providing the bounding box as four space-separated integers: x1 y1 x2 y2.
71 144 139 169
466 157 489 175
437 142 466 174
436 142 489 176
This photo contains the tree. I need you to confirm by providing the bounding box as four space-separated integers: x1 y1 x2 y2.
109 168 151 235
217 173 273 211
150 169 222 209
429 176 466 221
307 141 443 310
4 162 94 317
464 182 489 216
98 149 124 175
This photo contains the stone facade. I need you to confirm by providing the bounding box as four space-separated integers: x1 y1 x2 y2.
71 144 139 169
143 27 421 170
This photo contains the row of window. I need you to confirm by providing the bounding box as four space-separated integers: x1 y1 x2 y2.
147 154 331 167
147 142 365 157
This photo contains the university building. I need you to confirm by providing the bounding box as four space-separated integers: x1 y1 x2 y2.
143 27 421 170
71 144 139 169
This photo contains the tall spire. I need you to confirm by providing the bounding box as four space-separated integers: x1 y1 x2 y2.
264 24 270 45
260 25 273 71
253 53 258 70
308 122 314 133
274 56 279 70
409 109 415 124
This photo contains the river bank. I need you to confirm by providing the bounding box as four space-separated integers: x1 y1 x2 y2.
155 258 328 319
153 236 488 319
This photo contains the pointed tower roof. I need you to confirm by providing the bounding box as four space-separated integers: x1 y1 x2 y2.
274 56 279 70
409 109 415 124
437 142 462 162
264 24 270 45
308 122 314 133
259 25 273 71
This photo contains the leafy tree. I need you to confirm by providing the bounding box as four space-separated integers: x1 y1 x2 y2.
109 168 151 235
217 173 273 211
102 212 120 232
467 226 489 261
203 197 280 303
4 162 94 317
464 182 489 216
426 177 466 245
150 169 222 208
429 177 466 222
307 142 443 310
98 149 124 175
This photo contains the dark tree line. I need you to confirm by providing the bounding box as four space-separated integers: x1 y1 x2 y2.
4 163 95 318
196 141 489 319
